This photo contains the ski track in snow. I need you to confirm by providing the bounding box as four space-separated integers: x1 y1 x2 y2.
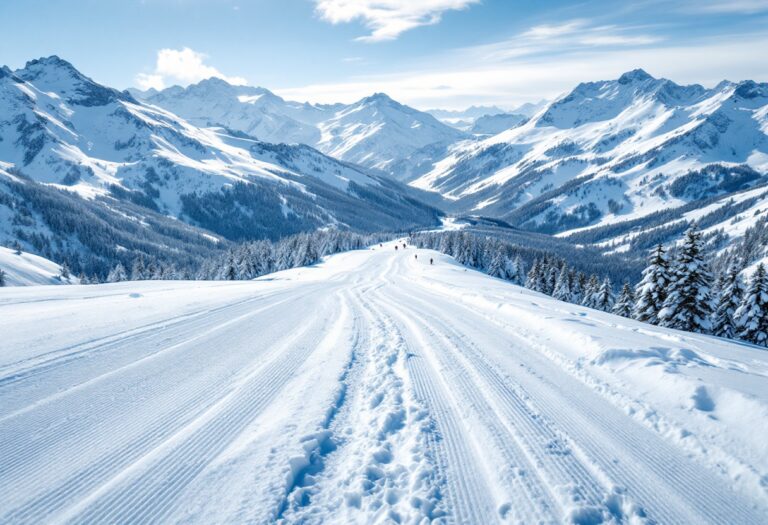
1 242 767 524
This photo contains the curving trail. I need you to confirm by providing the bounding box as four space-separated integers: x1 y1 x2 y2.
1 242 766 524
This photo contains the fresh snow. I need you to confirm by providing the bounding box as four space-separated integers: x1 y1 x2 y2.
2 242 766 523
0 246 76 286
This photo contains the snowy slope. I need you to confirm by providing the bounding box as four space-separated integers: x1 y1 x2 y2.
1 242 766 523
138 83 466 172
0 246 77 286
0 57 440 256
136 78 329 146
470 112 527 135
317 93 466 171
411 70 768 244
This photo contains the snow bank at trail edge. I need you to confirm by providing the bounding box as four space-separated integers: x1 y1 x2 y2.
0 246 76 286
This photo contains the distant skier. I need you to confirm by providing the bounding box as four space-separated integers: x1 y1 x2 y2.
395 245 398 251
430 258 433 265
402 243 407 249
415 254 418 260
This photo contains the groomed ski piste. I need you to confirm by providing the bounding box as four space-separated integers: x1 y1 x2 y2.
1 241 767 524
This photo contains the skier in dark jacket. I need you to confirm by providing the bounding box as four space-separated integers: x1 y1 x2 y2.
430 258 433 265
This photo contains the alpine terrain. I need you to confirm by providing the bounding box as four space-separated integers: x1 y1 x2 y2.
3 2 768 522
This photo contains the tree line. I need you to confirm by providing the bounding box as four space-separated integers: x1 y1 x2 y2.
410 228 768 347
101 230 392 284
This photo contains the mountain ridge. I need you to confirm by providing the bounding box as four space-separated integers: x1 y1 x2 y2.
135 79 467 171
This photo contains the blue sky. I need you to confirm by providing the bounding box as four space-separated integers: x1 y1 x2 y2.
2 0 767 109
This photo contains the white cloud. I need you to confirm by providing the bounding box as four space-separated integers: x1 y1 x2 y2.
474 19 663 62
520 19 590 40
134 47 247 90
692 0 768 13
314 0 479 42
275 32 768 110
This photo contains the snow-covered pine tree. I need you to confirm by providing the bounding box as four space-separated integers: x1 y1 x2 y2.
509 255 525 285
593 277 615 312
526 259 541 290
222 252 238 281
571 272 586 305
612 281 635 318
131 257 146 281
659 228 714 333
633 244 671 324
553 265 572 302
536 260 550 293
735 263 768 346
439 234 454 258
107 263 128 283
712 264 747 339
0 268 6 287
12 241 22 255
546 266 558 296
60 263 71 281
487 250 506 279
582 275 600 308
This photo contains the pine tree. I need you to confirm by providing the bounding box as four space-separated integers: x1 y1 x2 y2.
553 265 572 302
593 277 615 312
60 263 71 281
633 244 671 324
545 266 558 296
107 263 128 283
526 259 541 290
487 250 506 279
508 255 525 285
571 272 586 305
0 268 6 287
659 228 714 333
12 241 22 255
582 275 600 308
131 257 146 281
735 264 768 346
613 281 635 318
222 252 238 281
712 264 746 339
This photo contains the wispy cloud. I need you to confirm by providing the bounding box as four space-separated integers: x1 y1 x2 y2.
472 19 664 62
314 0 479 42
690 0 768 13
135 47 246 91
276 27 768 109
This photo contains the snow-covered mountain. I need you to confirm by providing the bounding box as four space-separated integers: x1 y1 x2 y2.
316 93 465 170
428 102 548 132
135 82 466 171
470 113 527 135
132 78 332 147
411 69 768 251
0 57 440 274
426 105 508 130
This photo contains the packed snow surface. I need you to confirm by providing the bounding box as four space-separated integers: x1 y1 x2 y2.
1 242 767 523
